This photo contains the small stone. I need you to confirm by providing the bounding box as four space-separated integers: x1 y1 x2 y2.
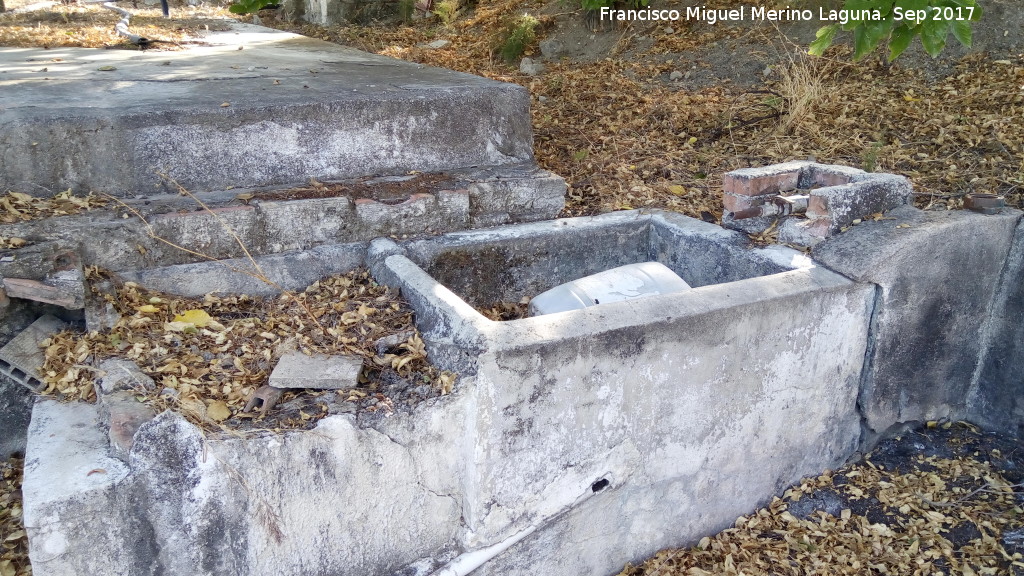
98 359 157 395
160 387 179 398
425 39 449 49
663 26 674 34
519 57 545 76
375 330 416 356
269 352 363 390
329 401 358 415
539 38 565 58
538 95 548 103
85 300 120 332
669 70 683 81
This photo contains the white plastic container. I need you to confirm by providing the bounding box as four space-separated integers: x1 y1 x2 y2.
528 262 691 316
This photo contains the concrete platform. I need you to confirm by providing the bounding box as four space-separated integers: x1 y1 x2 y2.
0 22 534 196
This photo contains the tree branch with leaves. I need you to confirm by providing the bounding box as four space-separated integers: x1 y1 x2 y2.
809 0 982 62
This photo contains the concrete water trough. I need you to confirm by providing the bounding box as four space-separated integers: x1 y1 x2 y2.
367 209 877 574
21 208 877 576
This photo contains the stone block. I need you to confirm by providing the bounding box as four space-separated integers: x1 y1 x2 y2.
812 205 1021 438
257 196 354 253
148 205 261 261
468 172 566 227
0 23 533 196
269 352 363 390
803 173 912 225
118 242 366 297
968 215 1024 437
22 401 134 575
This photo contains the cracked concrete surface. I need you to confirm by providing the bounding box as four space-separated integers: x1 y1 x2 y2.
0 22 534 195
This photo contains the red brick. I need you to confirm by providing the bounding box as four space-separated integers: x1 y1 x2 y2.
723 193 757 213
723 170 800 197
807 195 830 219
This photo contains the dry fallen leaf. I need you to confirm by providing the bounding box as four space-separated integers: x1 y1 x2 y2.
173 309 212 327
207 400 231 422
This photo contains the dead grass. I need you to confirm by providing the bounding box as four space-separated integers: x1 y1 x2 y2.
0 3 234 49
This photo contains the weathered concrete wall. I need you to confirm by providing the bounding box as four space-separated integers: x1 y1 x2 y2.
381 211 874 574
23 210 874 576
813 205 1022 439
24 398 468 576
0 378 32 459
968 217 1024 436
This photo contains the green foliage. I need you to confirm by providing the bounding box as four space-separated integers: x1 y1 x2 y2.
862 141 884 172
499 14 539 63
397 0 416 23
433 0 459 25
808 0 982 62
581 0 649 10
228 0 277 15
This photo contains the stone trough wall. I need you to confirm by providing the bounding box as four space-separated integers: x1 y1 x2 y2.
9 164 1024 576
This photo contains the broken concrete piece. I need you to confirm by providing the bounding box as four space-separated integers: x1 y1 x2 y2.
0 314 66 392
375 330 416 355
721 162 913 245
269 352 363 390
98 359 157 395
3 276 84 309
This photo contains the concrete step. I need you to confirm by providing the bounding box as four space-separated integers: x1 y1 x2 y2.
0 164 565 291
0 22 534 196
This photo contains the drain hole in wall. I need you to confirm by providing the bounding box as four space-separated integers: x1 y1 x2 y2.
591 478 610 493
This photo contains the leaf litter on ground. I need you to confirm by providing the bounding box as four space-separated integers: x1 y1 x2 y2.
620 422 1024 576
0 457 28 576
41 267 455 431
